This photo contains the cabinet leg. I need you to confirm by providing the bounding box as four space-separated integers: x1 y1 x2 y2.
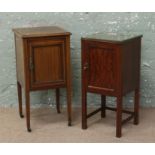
134 88 140 125
82 91 87 129
116 96 123 138
25 91 31 132
56 88 60 113
67 87 72 126
17 82 24 118
101 95 106 118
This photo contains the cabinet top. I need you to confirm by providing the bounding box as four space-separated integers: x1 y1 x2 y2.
82 32 143 43
13 26 71 38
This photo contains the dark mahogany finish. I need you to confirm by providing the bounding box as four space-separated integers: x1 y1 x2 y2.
81 33 142 137
13 26 72 132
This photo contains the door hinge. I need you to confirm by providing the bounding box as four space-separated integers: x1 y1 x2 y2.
29 57 34 71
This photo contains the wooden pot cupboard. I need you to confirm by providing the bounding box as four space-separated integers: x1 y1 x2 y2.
81 33 142 137
13 26 72 132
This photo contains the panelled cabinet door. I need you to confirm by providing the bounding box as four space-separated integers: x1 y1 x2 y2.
83 41 119 95
28 39 66 89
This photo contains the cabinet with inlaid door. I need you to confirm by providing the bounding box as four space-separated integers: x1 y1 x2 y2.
13 26 72 132
81 33 142 137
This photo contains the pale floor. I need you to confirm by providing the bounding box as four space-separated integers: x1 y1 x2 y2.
0 106 155 143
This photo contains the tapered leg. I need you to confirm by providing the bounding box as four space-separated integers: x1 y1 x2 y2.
17 82 24 118
116 96 123 138
82 91 87 129
134 88 140 125
56 88 60 113
25 91 31 132
101 95 106 118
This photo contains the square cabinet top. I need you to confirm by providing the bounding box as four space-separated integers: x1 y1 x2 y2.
82 32 143 43
13 26 71 38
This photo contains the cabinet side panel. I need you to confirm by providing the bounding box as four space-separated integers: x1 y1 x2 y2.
15 35 25 86
122 38 141 94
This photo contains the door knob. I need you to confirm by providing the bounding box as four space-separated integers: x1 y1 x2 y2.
83 63 89 70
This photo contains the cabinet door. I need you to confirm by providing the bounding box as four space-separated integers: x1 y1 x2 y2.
29 39 66 89
82 40 119 95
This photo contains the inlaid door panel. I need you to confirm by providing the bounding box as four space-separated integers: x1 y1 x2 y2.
83 42 118 94
29 40 66 89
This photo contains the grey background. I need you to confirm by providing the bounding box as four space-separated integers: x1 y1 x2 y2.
0 12 154 108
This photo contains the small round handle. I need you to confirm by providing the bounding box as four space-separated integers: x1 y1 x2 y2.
83 63 89 70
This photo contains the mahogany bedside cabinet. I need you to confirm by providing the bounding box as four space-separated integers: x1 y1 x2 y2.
13 26 72 132
81 33 142 137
